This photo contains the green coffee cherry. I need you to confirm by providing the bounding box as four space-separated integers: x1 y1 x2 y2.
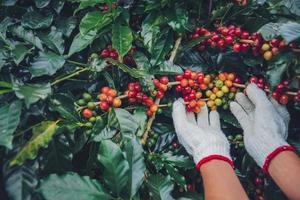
89 117 96 123
235 134 243 141
215 80 224 88
87 102 95 109
83 93 92 101
85 122 93 128
78 99 86 106
227 135 234 140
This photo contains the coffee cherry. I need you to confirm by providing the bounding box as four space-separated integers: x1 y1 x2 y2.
175 85 182 92
107 89 117 97
175 75 183 81
101 86 110 94
101 49 109 58
225 36 234 44
234 77 241 84
99 101 110 111
189 100 197 108
153 79 160 88
233 43 241 52
106 95 114 103
270 39 280 47
271 47 279 55
112 98 122 107
78 99 85 106
82 109 93 118
156 91 164 98
216 91 224 97
85 122 93 128
180 79 188 87
184 69 192 79
279 94 289 105
150 104 158 112
215 98 222 106
272 91 279 99
159 76 169 85
134 83 142 92
241 31 249 39
254 177 263 186
210 94 217 100
249 76 258 83
110 51 118 60
263 51 273 60
83 93 92 101
221 86 229 93
215 80 224 88
87 102 95 109
187 183 193 191
261 43 270 51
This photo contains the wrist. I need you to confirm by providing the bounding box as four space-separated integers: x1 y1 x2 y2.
197 155 234 170
263 145 296 175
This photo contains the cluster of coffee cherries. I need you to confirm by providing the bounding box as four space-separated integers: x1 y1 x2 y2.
124 82 158 117
253 168 265 200
191 25 299 60
228 134 244 149
175 70 240 111
77 93 100 128
153 76 169 98
98 87 121 111
248 76 268 90
100 45 119 60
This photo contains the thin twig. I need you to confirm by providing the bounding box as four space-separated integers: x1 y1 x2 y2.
51 68 89 86
169 36 182 63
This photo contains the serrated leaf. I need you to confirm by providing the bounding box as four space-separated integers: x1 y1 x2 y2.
68 29 98 56
10 26 44 50
38 27 65 55
108 108 139 139
10 121 59 166
112 24 133 60
279 22 300 43
125 138 146 198
79 11 113 35
146 174 174 200
97 140 129 195
21 11 53 29
0 101 22 149
38 172 112 200
49 93 80 122
29 51 65 77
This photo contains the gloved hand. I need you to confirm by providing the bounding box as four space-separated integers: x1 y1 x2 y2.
172 99 233 170
230 83 294 173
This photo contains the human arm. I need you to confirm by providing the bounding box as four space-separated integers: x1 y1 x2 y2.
230 84 300 200
172 100 248 200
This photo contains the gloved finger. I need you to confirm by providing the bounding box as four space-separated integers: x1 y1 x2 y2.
270 98 290 125
186 112 197 125
230 101 250 130
235 92 254 114
172 99 190 134
246 83 270 107
197 105 209 128
209 110 221 129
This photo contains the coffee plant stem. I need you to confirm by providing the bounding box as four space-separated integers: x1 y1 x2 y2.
51 68 89 86
141 97 161 145
239 39 254 44
169 36 182 63
67 60 89 67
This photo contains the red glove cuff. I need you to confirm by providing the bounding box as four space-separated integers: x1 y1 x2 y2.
263 145 296 175
196 155 234 170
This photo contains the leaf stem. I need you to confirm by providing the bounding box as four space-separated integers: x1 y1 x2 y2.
51 68 89 86
67 60 89 67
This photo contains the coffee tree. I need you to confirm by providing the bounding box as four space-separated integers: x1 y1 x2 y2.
0 0 300 200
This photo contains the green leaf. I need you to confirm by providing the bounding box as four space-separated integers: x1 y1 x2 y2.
79 11 113 35
21 11 53 29
125 138 146 198
10 121 59 166
133 107 148 137
0 50 7 70
108 108 139 139
146 174 174 200
38 172 112 200
42 134 73 174
56 17 77 37
2 0 18 6
49 93 80 122
35 0 51 8
258 22 281 40
13 82 52 108
166 8 188 33
154 61 183 75
10 26 44 50
220 111 241 128
68 29 98 56
112 24 133 60
4 163 38 200
11 44 29 65
283 0 300 16
97 140 129 195
75 0 105 13
165 164 186 187
29 51 65 77
150 30 174 66
38 27 65 55
279 22 300 43
161 151 194 168
0 101 22 149
108 59 149 78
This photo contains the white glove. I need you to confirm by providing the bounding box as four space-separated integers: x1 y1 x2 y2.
230 83 293 171
172 99 232 169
